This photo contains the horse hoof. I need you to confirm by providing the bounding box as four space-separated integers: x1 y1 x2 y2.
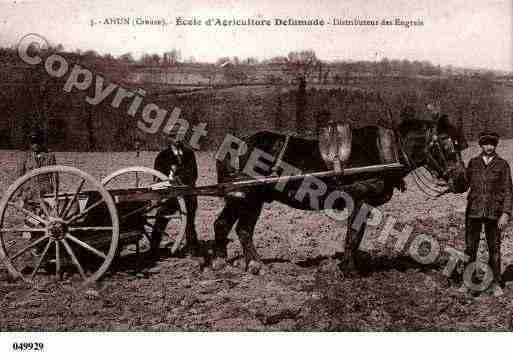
248 260 261 275
212 258 227 271
339 259 357 273
338 262 359 278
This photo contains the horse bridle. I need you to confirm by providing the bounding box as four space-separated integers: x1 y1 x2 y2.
399 123 459 198
423 125 460 180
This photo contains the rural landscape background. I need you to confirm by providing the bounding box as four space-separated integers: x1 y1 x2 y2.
2 44 513 330
0 46 512 151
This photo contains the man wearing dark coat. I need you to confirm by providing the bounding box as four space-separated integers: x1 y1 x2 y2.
462 131 512 296
16 128 57 256
17 127 57 203
150 127 200 257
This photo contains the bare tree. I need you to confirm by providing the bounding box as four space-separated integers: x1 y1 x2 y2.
119 52 135 63
285 50 320 133
243 57 259 65
268 56 288 64
163 49 181 65
222 64 247 84
151 53 161 65
285 50 319 81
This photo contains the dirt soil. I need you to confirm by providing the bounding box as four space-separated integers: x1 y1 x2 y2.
2 143 513 331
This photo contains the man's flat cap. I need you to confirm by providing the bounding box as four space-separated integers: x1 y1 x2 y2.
478 131 499 146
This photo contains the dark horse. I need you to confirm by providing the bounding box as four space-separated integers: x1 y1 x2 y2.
212 113 468 271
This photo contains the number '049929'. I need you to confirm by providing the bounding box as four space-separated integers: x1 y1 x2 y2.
12 342 44 351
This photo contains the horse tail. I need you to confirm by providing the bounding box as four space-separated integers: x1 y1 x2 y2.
216 158 230 184
216 148 242 184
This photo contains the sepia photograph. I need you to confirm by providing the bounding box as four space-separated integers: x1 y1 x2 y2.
0 0 512 354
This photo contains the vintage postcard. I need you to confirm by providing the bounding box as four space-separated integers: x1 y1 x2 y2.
0 0 512 354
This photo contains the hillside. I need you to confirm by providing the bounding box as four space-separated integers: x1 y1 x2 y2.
0 59 511 151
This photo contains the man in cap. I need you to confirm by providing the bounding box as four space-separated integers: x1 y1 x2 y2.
150 125 200 257
461 131 512 296
17 127 57 198
18 128 56 173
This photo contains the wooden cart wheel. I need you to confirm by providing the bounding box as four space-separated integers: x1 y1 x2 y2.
101 166 187 255
0 165 119 286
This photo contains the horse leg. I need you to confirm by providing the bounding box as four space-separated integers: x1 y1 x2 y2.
341 202 366 272
213 199 240 258
235 201 264 273
182 196 201 256
352 219 368 270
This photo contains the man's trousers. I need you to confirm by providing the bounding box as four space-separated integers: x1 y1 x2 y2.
465 216 502 285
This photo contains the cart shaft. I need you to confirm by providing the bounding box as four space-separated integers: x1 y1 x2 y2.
83 162 405 203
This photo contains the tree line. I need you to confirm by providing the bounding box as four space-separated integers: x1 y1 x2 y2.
0 45 479 78
0 44 508 151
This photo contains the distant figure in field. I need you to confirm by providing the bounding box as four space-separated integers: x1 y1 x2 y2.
16 127 57 256
16 127 57 201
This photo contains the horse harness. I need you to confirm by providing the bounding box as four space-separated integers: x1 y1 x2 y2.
271 134 290 175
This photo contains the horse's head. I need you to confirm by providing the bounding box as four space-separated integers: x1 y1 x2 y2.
399 107 467 194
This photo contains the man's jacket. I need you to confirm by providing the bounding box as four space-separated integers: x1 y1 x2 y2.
16 150 57 200
154 144 198 186
464 154 513 219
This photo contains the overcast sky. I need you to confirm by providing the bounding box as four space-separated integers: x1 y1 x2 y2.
1 0 511 71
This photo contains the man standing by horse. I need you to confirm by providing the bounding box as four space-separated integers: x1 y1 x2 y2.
151 126 200 258
461 131 512 296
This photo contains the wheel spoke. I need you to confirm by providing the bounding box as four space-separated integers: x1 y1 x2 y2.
166 214 184 220
37 196 52 219
65 234 107 259
53 172 60 216
69 226 113 231
0 227 46 233
8 201 48 225
119 204 153 223
61 179 85 219
66 198 105 224
145 206 185 220
55 241 61 280
10 234 50 260
59 193 69 217
61 238 86 280
29 239 53 280
142 230 152 241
